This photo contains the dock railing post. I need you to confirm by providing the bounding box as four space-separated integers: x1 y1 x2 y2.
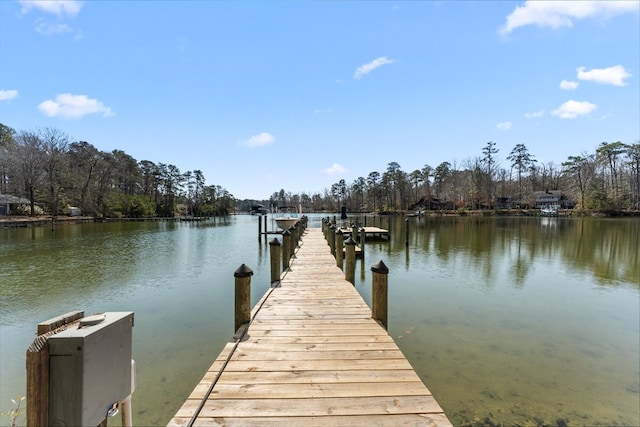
263 215 268 241
258 215 262 242
295 221 302 246
371 260 389 329
269 238 281 285
345 237 356 284
288 225 297 258
234 264 253 333
405 218 409 247
328 224 336 256
351 223 359 244
282 230 291 271
335 229 344 268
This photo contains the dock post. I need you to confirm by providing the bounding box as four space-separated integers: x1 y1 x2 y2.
296 221 301 247
258 215 262 241
264 215 268 241
405 218 409 247
345 237 356 284
359 227 365 260
288 225 297 258
328 224 336 256
371 260 389 329
234 264 253 332
269 238 281 285
282 230 291 271
335 229 344 268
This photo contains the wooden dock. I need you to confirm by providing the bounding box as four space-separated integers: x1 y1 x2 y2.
168 228 451 426
339 226 390 240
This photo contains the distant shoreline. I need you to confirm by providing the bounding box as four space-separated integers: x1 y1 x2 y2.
2 209 639 228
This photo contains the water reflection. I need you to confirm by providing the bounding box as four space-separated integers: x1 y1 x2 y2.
398 216 639 288
360 215 639 426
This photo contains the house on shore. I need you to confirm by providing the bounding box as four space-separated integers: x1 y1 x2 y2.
0 193 31 215
532 190 574 209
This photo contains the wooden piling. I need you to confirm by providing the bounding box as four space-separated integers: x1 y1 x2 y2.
405 218 409 247
269 238 281 284
328 224 336 256
258 215 262 241
234 264 252 333
345 237 357 284
335 229 344 268
288 225 297 258
371 260 389 329
282 230 291 271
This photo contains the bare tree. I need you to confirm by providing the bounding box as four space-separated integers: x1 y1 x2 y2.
11 131 45 215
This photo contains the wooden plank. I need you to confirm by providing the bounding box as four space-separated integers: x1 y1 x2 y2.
172 413 452 427
172 395 445 418
206 369 424 384
230 341 399 351
208 358 415 372
228 349 406 361
189 381 432 399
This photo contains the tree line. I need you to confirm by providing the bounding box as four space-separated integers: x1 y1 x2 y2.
267 140 640 213
0 123 234 217
2 122 638 217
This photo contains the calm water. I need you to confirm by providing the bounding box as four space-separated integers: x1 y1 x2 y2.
1 215 638 426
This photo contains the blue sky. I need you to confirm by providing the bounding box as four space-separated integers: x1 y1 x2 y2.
1 1 638 200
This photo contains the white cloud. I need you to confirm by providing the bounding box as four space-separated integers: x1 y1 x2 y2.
524 110 544 119
19 0 83 18
496 121 512 130
560 80 579 90
35 21 72 36
551 100 597 119
354 57 395 79
0 89 19 101
323 163 346 176
38 93 114 119
577 65 631 86
238 132 275 148
500 1 639 35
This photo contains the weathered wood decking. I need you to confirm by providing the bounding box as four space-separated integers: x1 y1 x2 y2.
168 228 451 426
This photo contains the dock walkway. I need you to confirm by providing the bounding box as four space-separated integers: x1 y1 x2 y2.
168 228 451 426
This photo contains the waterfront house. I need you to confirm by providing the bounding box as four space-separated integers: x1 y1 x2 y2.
532 190 574 209
0 193 31 215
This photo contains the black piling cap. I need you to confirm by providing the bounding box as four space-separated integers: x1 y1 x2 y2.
269 238 281 246
336 228 343 235
234 263 254 277
371 260 389 274
345 237 357 245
